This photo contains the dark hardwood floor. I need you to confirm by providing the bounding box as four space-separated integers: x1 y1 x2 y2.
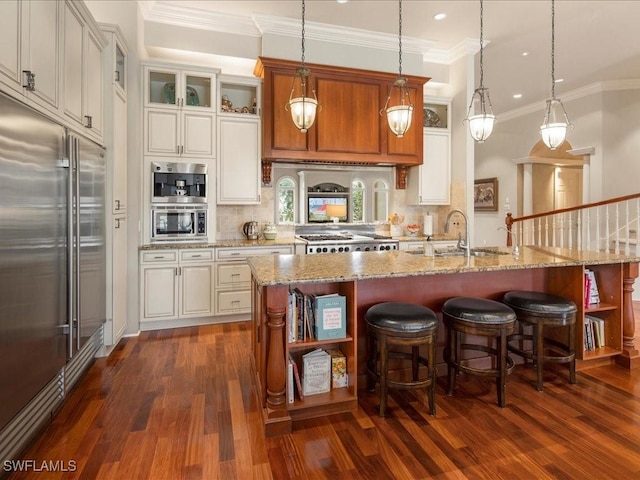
6 306 640 479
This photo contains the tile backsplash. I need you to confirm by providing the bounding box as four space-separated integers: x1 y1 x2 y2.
216 183 466 240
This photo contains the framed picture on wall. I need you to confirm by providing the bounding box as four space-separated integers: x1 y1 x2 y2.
474 178 498 211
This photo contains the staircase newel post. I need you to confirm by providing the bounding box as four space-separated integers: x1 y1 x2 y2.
505 213 514 247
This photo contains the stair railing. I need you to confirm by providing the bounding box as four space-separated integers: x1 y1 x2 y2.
505 192 640 254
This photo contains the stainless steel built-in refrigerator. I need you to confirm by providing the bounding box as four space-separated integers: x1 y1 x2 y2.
0 92 106 458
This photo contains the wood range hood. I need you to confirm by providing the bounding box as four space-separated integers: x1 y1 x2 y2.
254 57 430 188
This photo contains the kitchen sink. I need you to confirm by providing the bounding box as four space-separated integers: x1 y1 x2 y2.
404 247 509 257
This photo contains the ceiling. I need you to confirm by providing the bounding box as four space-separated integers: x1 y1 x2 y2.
142 1 640 116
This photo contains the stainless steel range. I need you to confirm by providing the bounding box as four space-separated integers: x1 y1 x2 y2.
296 228 399 254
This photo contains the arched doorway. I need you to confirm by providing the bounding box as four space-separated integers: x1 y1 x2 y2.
515 140 585 217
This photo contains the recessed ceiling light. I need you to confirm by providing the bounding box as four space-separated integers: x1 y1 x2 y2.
513 94 523 99
433 13 446 21
554 78 564 83
337 0 348 4
521 52 529 57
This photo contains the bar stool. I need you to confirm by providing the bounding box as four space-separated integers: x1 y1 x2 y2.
365 302 438 418
442 297 516 407
503 290 577 392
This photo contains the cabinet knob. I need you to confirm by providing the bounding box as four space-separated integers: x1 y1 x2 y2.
115 70 120 82
115 199 121 210
84 116 93 129
22 70 35 91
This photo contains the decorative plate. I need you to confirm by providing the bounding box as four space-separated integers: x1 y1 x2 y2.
423 107 441 128
162 83 176 104
186 86 199 106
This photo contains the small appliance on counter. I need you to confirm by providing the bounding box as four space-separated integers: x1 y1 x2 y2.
263 223 277 240
243 221 259 240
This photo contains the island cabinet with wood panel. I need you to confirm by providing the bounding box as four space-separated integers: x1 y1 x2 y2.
254 57 429 177
249 248 639 436
252 278 358 436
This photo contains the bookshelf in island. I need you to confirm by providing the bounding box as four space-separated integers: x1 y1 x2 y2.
249 247 639 436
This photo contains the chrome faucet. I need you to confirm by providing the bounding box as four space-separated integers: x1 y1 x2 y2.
444 209 471 257
498 227 520 257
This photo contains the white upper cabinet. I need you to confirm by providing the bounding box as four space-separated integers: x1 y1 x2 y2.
217 116 261 204
0 0 62 115
406 98 452 205
144 65 216 112
63 0 105 142
0 0 105 142
143 64 219 157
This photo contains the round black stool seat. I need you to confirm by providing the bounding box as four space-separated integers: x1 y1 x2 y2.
503 290 577 392
365 302 438 418
366 302 438 334
442 297 516 407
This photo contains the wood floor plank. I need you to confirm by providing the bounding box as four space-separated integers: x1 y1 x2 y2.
7 313 640 479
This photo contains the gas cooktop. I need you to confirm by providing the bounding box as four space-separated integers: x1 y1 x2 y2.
296 231 398 254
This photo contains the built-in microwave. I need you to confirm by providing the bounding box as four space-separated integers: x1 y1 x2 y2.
151 161 207 204
151 206 207 241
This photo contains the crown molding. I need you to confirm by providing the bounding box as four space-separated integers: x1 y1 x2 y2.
143 2 262 37
140 4 474 63
497 80 640 123
253 14 435 55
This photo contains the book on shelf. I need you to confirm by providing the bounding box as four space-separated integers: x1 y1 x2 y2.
302 348 331 396
287 357 294 404
327 348 348 388
314 293 347 341
586 315 605 348
289 353 304 401
584 322 593 351
585 269 601 305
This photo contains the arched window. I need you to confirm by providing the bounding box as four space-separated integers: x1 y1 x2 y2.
351 179 365 222
277 176 296 223
373 179 389 222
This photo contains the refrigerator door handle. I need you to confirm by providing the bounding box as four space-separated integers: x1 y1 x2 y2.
74 137 81 352
66 134 75 359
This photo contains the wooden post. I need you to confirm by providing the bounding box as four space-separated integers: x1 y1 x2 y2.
618 262 639 369
505 213 514 246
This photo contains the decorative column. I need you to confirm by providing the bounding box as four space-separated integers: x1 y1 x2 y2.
619 262 639 369
266 305 287 411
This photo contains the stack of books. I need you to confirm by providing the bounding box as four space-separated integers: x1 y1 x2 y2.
584 269 600 307
287 348 348 402
584 315 606 351
287 290 347 343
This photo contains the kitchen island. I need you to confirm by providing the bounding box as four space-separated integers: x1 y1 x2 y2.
249 246 639 436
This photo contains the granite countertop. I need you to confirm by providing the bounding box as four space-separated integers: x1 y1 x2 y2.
139 238 300 250
248 246 640 286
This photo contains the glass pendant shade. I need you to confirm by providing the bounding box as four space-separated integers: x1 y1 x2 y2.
468 114 495 142
540 98 569 149
288 95 318 133
386 104 413 138
288 0 319 133
466 0 495 143
466 87 495 142
382 0 413 138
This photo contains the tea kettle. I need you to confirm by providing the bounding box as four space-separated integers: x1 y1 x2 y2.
242 221 259 240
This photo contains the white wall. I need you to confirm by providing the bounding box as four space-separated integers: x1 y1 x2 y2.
474 86 640 247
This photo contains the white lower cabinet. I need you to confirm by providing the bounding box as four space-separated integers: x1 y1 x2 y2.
214 245 294 316
139 248 214 329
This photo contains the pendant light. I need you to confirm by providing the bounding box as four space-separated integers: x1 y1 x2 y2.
465 0 495 143
381 0 413 138
540 0 572 149
286 0 319 133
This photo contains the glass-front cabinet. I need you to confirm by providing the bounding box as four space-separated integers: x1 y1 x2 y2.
145 66 216 111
